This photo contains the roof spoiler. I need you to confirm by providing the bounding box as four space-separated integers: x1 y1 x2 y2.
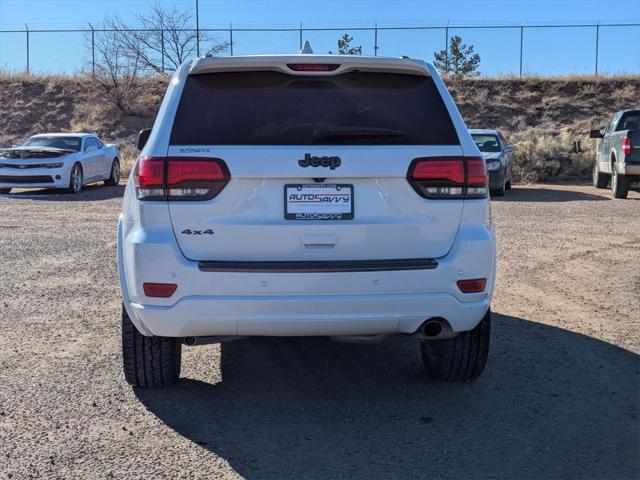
189 55 430 77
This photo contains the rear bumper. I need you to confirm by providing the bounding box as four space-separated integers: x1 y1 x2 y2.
619 163 640 175
118 214 495 338
129 293 489 337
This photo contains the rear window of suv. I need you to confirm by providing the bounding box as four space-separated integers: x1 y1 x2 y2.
170 71 459 145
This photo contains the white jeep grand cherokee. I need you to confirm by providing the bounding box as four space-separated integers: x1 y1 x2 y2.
118 54 495 387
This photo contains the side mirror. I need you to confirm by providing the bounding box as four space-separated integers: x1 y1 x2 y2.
85 145 97 152
137 128 151 151
503 146 513 153
589 129 604 139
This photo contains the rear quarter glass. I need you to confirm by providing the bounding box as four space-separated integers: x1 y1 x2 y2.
169 71 459 146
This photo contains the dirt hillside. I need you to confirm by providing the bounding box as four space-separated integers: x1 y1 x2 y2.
0 72 638 180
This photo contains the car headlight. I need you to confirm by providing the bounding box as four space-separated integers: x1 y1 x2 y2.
46 162 64 168
486 161 501 172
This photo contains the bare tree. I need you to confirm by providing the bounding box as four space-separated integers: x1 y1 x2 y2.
90 26 142 114
114 3 230 75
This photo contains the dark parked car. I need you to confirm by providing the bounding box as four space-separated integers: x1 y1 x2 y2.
470 129 513 196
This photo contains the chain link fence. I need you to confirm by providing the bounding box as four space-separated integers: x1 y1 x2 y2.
0 21 638 76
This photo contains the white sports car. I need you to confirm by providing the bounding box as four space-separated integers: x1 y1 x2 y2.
0 133 120 194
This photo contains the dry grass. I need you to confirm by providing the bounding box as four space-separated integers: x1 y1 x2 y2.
0 72 167 176
0 72 638 180
448 75 640 181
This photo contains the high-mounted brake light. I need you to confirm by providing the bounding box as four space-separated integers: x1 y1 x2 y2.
133 156 230 201
407 157 488 199
457 278 486 293
622 137 631 155
287 63 340 72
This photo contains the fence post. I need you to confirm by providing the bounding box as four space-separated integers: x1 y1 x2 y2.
161 28 165 73
595 21 600 75
445 20 450 72
229 22 234 56
195 0 200 57
374 21 378 56
299 22 303 50
25 24 30 74
89 23 95 76
519 22 524 77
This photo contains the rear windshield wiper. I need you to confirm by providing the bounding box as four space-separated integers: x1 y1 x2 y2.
313 127 407 142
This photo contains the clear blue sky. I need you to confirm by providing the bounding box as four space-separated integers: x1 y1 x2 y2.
0 0 639 76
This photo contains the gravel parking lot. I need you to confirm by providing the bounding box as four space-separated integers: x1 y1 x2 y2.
0 183 638 479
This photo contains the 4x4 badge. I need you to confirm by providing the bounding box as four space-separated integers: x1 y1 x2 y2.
298 153 341 170
181 229 214 235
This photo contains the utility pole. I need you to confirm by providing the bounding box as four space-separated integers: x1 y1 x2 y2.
195 0 200 57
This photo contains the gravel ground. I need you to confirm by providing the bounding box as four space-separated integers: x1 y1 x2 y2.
0 183 638 480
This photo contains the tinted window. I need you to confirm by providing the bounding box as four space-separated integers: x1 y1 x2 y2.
471 134 501 153
617 111 639 131
171 71 459 145
24 136 81 151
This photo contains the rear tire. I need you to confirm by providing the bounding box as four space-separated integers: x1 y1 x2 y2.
593 162 609 189
491 183 505 197
104 158 120 186
122 305 182 387
505 180 512 190
420 309 491 382
0 188 11 194
611 166 629 199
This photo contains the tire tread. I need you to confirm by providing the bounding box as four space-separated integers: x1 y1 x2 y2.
121 305 181 387
420 310 491 382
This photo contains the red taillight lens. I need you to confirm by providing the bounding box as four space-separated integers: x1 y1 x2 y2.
287 63 340 72
622 137 631 155
167 159 226 184
466 157 489 185
408 157 487 199
134 156 164 187
134 156 165 200
133 156 229 201
143 282 177 298
410 159 465 184
457 278 487 293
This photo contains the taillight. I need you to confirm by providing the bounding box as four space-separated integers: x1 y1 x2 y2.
407 157 488 199
287 63 340 72
134 156 165 200
143 282 177 298
457 278 487 293
133 156 230 201
622 137 631 155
